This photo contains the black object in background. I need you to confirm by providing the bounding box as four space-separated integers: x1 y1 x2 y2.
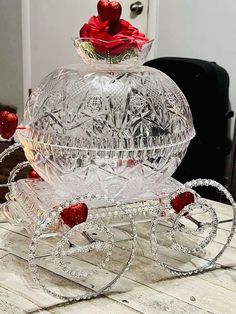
145 57 233 201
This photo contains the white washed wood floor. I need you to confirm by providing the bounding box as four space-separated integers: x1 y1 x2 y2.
0 200 235 314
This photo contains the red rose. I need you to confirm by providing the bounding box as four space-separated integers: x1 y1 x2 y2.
80 16 149 55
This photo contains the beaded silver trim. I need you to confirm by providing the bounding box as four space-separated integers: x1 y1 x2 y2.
151 178 236 276
29 194 137 301
55 222 115 279
0 143 23 190
7 161 30 193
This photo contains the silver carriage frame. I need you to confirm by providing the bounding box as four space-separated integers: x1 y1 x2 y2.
0 143 235 301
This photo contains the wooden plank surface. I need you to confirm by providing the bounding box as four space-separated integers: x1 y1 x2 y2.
0 199 235 314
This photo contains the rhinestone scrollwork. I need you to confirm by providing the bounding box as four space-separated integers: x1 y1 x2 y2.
29 193 137 301
170 201 218 255
0 143 23 190
55 221 115 279
151 178 236 276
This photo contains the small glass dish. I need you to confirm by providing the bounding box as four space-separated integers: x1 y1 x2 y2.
74 37 154 67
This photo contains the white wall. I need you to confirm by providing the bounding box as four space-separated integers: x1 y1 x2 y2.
156 0 236 137
0 0 23 118
29 0 95 88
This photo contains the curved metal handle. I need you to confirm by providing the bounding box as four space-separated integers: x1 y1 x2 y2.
130 1 144 16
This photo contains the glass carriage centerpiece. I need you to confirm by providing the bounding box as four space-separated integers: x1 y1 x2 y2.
0 0 235 301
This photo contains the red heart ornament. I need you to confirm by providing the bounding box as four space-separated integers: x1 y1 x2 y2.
170 192 195 214
60 203 88 228
0 111 18 140
97 0 122 21
27 169 41 179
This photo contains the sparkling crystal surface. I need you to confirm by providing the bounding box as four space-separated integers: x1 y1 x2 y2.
18 61 195 201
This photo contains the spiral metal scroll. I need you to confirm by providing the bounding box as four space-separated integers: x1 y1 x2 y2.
0 143 30 190
151 179 236 276
29 194 137 301
0 144 30 221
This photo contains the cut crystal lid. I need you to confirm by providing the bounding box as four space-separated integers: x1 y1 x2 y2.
20 64 195 151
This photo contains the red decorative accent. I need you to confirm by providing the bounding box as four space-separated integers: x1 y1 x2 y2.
17 125 29 130
97 0 122 21
60 203 88 228
80 16 149 55
0 111 18 140
170 192 195 214
117 159 140 167
27 169 41 179
126 159 139 167
80 1 149 55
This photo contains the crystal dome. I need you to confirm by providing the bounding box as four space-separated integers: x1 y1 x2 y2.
18 41 195 203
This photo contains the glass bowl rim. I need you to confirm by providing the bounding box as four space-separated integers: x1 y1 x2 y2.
74 37 154 46
17 127 196 151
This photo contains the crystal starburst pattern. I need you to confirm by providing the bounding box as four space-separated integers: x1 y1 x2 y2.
19 62 195 201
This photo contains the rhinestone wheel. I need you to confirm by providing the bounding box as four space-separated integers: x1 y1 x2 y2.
151 179 236 276
29 194 137 301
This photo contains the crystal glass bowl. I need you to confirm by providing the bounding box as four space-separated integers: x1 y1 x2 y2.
18 59 195 203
